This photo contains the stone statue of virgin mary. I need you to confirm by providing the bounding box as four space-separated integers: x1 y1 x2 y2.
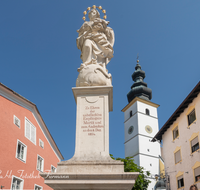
76 6 115 87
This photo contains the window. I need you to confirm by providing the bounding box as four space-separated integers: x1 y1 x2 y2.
25 118 36 144
194 167 200 182
35 185 42 190
130 110 132 117
14 115 20 128
145 109 150 115
37 155 44 172
11 176 23 190
188 109 196 126
16 140 27 162
173 126 179 140
177 175 184 188
191 136 199 153
39 139 44 149
51 165 56 173
174 150 181 164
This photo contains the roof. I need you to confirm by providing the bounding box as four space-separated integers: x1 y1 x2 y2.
0 82 64 160
152 81 200 142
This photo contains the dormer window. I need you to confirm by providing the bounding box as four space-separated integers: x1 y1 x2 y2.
145 109 150 115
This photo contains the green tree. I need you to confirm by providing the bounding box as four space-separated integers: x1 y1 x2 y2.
110 155 151 190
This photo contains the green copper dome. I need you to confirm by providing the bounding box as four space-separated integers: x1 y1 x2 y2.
127 61 152 103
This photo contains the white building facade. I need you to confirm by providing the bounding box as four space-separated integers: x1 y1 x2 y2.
153 81 200 190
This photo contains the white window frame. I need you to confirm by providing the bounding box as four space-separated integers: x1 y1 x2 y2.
39 139 44 149
34 184 43 190
25 117 36 145
14 115 20 128
51 165 56 173
37 155 44 172
16 140 27 163
11 175 24 190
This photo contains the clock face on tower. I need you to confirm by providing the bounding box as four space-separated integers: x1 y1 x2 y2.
145 125 153 134
128 126 134 134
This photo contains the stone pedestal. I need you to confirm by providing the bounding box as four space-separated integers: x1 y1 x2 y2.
40 86 139 190
71 86 113 161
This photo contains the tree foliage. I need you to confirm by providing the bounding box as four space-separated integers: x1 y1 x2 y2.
110 155 151 190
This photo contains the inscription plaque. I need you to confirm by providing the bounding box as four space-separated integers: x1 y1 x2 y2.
79 96 105 155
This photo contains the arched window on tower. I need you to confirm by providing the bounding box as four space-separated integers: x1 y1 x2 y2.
130 111 132 118
146 109 150 115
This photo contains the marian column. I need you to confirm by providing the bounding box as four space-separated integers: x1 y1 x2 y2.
41 5 138 190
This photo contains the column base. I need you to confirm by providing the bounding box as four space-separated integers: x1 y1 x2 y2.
40 172 139 190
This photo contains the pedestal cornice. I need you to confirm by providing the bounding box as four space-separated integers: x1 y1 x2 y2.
72 86 113 112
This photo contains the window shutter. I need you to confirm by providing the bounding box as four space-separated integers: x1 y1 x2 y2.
31 126 36 144
191 137 199 146
194 167 200 177
175 150 181 163
177 175 183 181
25 120 31 139
25 118 36 144
37 157 40 169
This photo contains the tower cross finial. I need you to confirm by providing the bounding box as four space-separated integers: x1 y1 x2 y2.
136 53 139 63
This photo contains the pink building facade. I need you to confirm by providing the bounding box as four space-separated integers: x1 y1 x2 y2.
0 83 64 190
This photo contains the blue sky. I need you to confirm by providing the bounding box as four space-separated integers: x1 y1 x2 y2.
0 1 200 160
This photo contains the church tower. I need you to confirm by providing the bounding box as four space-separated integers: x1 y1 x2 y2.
122 59 161 190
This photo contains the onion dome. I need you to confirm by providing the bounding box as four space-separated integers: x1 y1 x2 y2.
127 59 152 103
